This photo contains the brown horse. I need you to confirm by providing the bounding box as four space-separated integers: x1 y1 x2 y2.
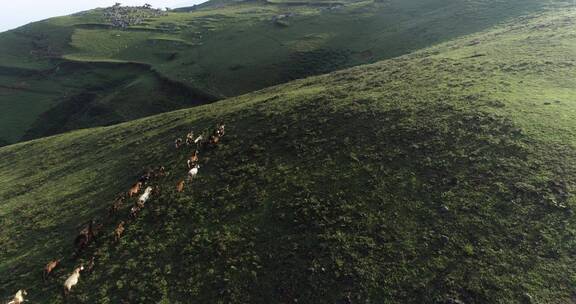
176 180 185 193
43 259 61 280
114 221 125 242
127 182 142 198
209 135 220 146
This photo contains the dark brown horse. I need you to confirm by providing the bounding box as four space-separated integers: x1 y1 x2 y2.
73 221 99 258
153 166 166 178
185 131 195 145
209 135 220 146
174 138 183 149
108 194 126 217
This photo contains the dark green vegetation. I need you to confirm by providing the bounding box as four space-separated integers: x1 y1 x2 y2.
0 0 570 144
2 8 576 303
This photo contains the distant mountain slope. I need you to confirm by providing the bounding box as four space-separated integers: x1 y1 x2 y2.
1 8 576 303
0 0 567 145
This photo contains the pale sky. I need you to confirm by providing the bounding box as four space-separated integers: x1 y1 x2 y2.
0 0 206 33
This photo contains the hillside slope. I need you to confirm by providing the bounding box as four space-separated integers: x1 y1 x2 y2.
2 8 576 303
0 0 568 145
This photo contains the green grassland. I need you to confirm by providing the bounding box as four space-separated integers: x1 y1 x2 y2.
0 0 569 145
2 8 576 303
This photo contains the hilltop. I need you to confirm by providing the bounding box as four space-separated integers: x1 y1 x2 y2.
1 8 576 303
0 0 566 145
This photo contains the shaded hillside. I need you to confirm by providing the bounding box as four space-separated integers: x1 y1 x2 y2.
0 0 569 144
1 8 576 303
18 61 215 141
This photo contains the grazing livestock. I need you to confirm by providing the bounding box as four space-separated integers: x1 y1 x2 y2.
153 166 166 178
216 123 225 136
186 131 195 145
114 221 125 242
7 289 27 304
85 256 95 273
153 185 161 196
74 234 90 258
194 135 203 144
130 205 141 219
77 222 92 237
188 164 200 180
138 171 152 184
43 259 61 280
92 222 104 242
176 180 185 193
174 138 183 149
74 221 97 257
63 266 84 297
108 194 126 217
187 151 199 169
209 135 220 146
127 182 142 198
138 186 153 205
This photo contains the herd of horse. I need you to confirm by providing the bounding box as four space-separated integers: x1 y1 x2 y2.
5 123 226 304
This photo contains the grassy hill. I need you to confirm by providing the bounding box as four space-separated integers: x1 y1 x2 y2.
0 0 568 145
1 7 576 303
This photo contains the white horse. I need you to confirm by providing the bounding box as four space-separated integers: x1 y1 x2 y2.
188 164 200 180
7 289 27 304
63 266 84 296
138 186 153 205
